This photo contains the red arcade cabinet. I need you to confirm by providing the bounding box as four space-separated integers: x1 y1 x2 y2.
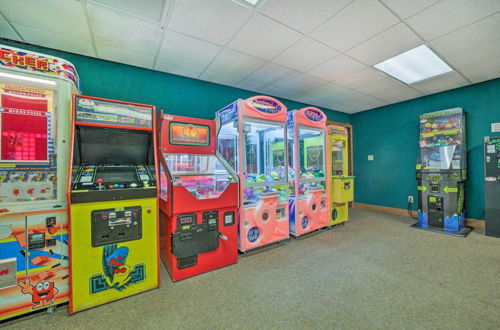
158 114 239 281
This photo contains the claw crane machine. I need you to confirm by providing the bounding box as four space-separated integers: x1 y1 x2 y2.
288 107 329 237
415 108 469 235
158 114 239 281
216 96 289 252
0 44 79 320
327 125 354 225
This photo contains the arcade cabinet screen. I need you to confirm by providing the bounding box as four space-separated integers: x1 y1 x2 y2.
0 85 52 162
97 166 138 183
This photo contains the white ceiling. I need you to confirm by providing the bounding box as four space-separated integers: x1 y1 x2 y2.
1 0 499 114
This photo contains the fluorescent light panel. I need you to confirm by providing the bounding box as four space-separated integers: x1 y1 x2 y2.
241 0 260 5
0 72 56 86
374 45 452 84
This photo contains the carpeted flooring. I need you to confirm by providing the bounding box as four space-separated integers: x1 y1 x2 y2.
3 208 500 329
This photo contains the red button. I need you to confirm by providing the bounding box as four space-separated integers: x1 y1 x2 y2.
41 189 46 193
27 188 34 195
12 189 19 195
108 185 114 188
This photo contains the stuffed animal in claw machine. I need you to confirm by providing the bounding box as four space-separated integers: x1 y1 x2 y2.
18 279 59 309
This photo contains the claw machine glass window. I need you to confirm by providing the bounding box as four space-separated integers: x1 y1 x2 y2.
299 127 326 181
164 154 236 200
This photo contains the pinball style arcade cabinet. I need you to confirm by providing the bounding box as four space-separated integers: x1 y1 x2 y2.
216 96 289 252
68 95 159 313
327 125 354 226
159 114 238 281
288 107 329 237
0 45 79 321
415 108 469 235
484 136 500 238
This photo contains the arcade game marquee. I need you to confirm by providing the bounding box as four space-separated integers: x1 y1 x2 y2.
68 95 159 313
158 114 239 281
327 125 354 226
288 107 329 237
0 45 79 321
216 96 289 252
415 108 470 236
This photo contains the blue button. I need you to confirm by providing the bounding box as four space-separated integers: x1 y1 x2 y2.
119 184 124 188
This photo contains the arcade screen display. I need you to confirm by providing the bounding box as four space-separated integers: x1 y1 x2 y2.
97 166 138 183
0 83 54 162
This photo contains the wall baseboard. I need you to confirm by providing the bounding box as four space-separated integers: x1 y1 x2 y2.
352 202 485 229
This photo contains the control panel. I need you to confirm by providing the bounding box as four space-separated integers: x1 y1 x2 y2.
72 164 155 191
91 206 142 247
427 195 444 227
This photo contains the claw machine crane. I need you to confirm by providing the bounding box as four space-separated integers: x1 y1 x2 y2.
288 107 329 237
327 125 354 225
415 108 469 235
216 96 289 252
158 114 239 281
0 44 79 320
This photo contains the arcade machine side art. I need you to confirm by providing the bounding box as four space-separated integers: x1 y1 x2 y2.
0 44 79 321
68 95 160 313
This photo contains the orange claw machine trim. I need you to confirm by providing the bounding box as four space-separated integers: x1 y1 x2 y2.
158 114 239 281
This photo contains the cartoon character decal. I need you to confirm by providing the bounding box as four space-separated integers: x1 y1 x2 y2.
18 279 59 309
90 244 145 294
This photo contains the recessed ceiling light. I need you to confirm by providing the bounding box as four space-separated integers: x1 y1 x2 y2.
239 0 260 6
374 45 452 84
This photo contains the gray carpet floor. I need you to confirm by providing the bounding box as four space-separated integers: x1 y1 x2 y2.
3 208 500 329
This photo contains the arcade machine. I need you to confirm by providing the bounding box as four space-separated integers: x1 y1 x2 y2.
484 136 500 238
0 44 79 321
327 125 354 226
68 95 159 313
415 108 470 235
158 114 239 281
288 107 329 237
216 96 289 252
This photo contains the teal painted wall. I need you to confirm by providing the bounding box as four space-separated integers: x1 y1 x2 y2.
352 78 500 219
0 40 351 123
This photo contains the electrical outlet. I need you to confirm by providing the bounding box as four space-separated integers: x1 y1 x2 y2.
408 196 414 203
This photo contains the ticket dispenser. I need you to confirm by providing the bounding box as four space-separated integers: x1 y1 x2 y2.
158 114 238 281
327 125 354 225
484 136 500 238
68 95 159 313
0 45 79 321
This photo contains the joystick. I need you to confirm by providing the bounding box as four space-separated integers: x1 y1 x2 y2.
97 178 103 190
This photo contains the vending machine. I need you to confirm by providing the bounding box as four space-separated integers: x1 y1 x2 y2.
327 125 354 226
68 95 159 313
0 45 79 321
484 136 500 238
288 107 329 237
216 96 289 252
415 108 469 235
158 114 239 281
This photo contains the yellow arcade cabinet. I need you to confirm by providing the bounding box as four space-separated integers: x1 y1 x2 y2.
68 95 159 313
327 125 354 225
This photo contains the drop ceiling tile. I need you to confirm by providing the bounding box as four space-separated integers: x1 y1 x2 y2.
446 40 500 69
238 62 299 90
236 78 267 93
258 0 351 33
311 0 400 51
460 57 500 83
346 23 423 65
13 24 95 57
0 0 90 40
272 37 339 72
407 0 500 41
429 12 500 57
0 20 22 41
92 0 169 22
229 14 303 61
97 45 155 69
199 70 242 86
308 55 366 81
299 83 350 101
334 67 387 89
168 0 252 46
380 0 440 19
204 48 266 81
411 71 469 94
269 74 327 98
356 77 423 103
158 30 221 69
155 58 204 79
88 3 163 56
